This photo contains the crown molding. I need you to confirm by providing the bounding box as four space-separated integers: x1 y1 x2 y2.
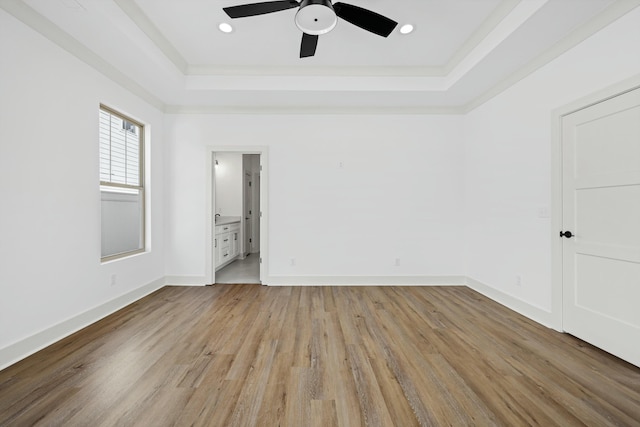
442 0 521 75
163 104 463 115
0 0 164 111
445 0 549 87
186 64 444 77
112 0 188 74
462 0 640 113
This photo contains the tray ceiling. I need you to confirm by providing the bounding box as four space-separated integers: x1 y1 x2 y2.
3 0 637 112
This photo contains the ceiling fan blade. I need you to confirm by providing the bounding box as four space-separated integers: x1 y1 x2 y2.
223 0 299 18
300 33 318 58
333 2 397 37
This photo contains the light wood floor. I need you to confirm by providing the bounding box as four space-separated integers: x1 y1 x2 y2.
1 285 639 426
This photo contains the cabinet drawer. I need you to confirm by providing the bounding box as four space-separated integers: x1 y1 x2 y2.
229 223 240 232
219 233 231 249
215 224 232 234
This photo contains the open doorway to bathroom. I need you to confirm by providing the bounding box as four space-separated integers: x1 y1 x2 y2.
207 147 267 285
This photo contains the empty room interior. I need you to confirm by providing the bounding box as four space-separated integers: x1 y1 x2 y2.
1 0 640 425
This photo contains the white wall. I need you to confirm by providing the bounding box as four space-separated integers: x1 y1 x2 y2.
0 10 165 367
214 152 243 216
164 114 466 282
464 7 640 327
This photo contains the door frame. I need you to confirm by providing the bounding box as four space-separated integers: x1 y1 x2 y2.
205 146 269 285
550 73 640 332
252 171 261 253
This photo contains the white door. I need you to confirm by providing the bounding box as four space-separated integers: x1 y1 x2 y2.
253 173 261 253
562 87 640 367
244 172 252 257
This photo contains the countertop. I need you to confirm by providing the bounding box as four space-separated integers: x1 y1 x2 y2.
215 216 241 226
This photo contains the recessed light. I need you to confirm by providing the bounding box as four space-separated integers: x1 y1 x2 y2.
400 24 414 35
219 22 233 33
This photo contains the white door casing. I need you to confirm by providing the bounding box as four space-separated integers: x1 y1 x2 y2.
561 87 640 367
206 147 268 285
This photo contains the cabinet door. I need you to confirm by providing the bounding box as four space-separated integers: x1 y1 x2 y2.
219 232 231 250
214 237 221 267
221 247 231 264
232 232 239 257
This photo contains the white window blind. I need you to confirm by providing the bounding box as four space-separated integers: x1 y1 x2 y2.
99 108 141 187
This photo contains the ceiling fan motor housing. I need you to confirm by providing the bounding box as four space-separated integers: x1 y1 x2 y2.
295 0 337 35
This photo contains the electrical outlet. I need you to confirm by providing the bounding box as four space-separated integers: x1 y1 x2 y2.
290 258 296 266
110 274 117 286
395 258 401 267
515 275 522 287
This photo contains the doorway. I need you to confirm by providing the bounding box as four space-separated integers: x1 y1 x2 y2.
206 147 268 286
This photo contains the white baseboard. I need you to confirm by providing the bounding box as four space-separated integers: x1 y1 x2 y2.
164 276 208 286
465 276 560 331
266 275 466 286
0 274 560 372
0 277 165 371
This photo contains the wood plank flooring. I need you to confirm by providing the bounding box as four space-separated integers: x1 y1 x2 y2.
1 285 639 426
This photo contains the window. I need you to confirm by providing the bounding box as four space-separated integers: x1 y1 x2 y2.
99 106 144 260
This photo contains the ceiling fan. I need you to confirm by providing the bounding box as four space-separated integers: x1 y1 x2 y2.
223 0 398 58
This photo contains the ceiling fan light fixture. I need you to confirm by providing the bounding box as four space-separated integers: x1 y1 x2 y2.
400 24 414 35
295 0 337 35
222 0 399 58
218 22 234 33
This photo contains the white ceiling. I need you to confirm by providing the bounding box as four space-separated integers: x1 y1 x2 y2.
6 0 638 112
